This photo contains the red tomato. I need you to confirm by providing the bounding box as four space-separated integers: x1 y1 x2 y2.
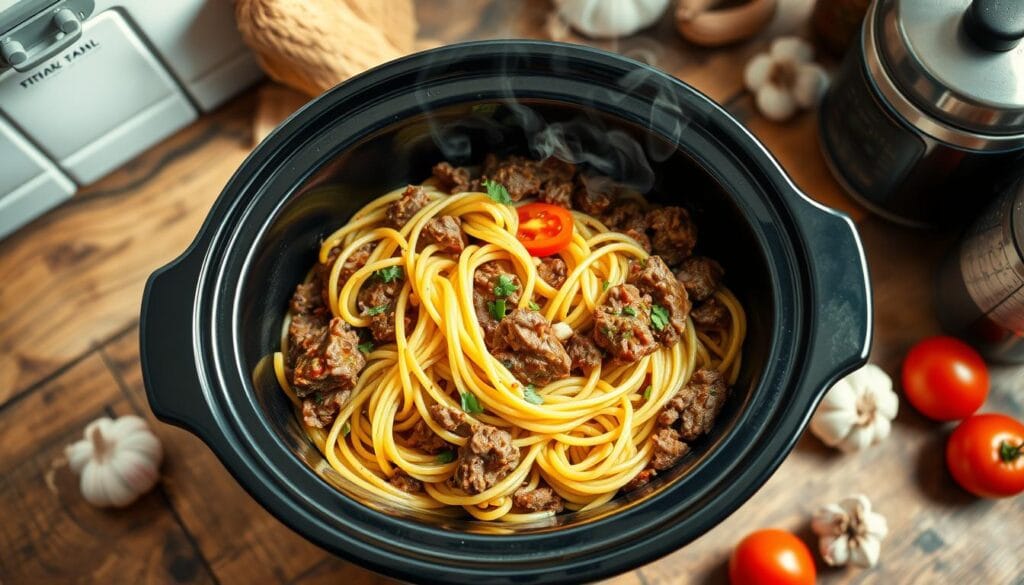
901 336 988 421
516 203 574 257
946 413 1024 498
729 529 816 585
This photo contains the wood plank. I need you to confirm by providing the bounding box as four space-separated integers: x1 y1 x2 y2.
101 327 396 584
0 353 215 584
0 93 256 406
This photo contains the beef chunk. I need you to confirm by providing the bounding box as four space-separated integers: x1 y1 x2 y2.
537 256 568 289
648 206 697 266
539 179 573 207
432 161 471 194
472 260 522 345
628 255 690 345
289 282 324 315
291 317 366 397
623 227 652 253
483 154 541 201
691 297 730 329
357 278 403 342
450 424 521 494
288 313 327 368
389 471 423 493
513 486 564 513
420 215 466 253
657 368 728 441
314 243 373 308
429 404 473 437
409 419 450 454
574 175 616 216
491 309 572 387
300 389 352 428
593 284 659 364
566 333 603 374
649 427 690 470
622 468 657 492
676 256 724 302
601 200 647 231
386 185 430 229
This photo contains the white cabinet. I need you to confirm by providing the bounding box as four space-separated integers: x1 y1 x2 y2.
0 115 75 239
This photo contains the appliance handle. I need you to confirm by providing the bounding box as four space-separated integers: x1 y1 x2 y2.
791 194 873 405
140 247 219 442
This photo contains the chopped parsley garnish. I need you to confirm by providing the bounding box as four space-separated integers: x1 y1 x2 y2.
602 280 611 291
436 450 456 463
366 304 389 316
650 304 670 331
483 179 513 205
493 274 518 298
374 265 404 283
528 300 541 311
487 299 507 320
341 421 351 436
461 392 484 414
622 306 637 317
642 386 652 400
357 341 374 354
523 385 544 405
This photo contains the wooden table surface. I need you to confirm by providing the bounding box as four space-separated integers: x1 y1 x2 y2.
2 1 1022 584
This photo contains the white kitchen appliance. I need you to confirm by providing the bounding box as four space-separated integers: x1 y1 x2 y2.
0 0 262 239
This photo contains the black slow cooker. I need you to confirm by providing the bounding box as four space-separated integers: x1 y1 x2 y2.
140 41 872 584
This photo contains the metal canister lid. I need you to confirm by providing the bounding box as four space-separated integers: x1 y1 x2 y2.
874 0 1024 136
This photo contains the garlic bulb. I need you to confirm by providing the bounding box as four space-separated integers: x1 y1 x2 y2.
66 415 163 507
743 36 828 121
810 363 898 453
812 494 888 568
553 0 671 39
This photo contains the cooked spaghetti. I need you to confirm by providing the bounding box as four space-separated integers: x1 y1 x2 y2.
271 155 746 522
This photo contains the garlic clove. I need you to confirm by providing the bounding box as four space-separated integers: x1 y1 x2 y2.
792 64 828 108
743 53 774 91
850 533 882 568
810 409 856 447
811 503 848 534
874 385 900 420
756 84 797 121
839 425 875 453
820 533 851 567
770 36 813 63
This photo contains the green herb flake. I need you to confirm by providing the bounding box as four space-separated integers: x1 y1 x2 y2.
650 304 670 331
357 341 374 354
487 299 507 321
436 450 456 464
528 300 541 311
341 421 351 436
482 179 513 205
313 391 324 405
366 304 389 316
642 386 652 400
622 306 637 317
374 265 404 283
523 385 544 405
460 392 484 414
493 274 518 298
602 280 611 291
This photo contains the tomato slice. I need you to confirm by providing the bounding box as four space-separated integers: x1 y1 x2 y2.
516 203 574 257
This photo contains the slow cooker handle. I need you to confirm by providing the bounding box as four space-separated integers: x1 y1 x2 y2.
791 196 873 405
139 249 219 443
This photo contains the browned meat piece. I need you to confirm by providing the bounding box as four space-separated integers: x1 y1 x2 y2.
601 200 647 231
484 155 541 201
574 175 616 216
289 282 324 315
429 404 473 437
432 161 471 194
314 243 373 308
386 185 430 229
539 180 573 208
409 419 450 454
450 424 521 494
648 206 697 266
658 368 728 441
300 389 352 428
649 427 690 471
623 228 652 253
420 215 467 253
291 317 366 397
491 309 571 387
691 297 730 329
622 468 657 492
513 485 564 513
676 256 724 302
472 260 522 345
593 284 659 364
566 333 602 374
288 312 328 368
628 256 690 345
357 278 403 342
537 256 568 289
389 471 423 493
539 157 576 181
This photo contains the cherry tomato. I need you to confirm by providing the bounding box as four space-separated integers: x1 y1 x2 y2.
515 203 574 257
729 529 816 585
901 336 988 421
946 413 1024 498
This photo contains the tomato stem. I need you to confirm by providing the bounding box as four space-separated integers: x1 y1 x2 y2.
999 440 1024 463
